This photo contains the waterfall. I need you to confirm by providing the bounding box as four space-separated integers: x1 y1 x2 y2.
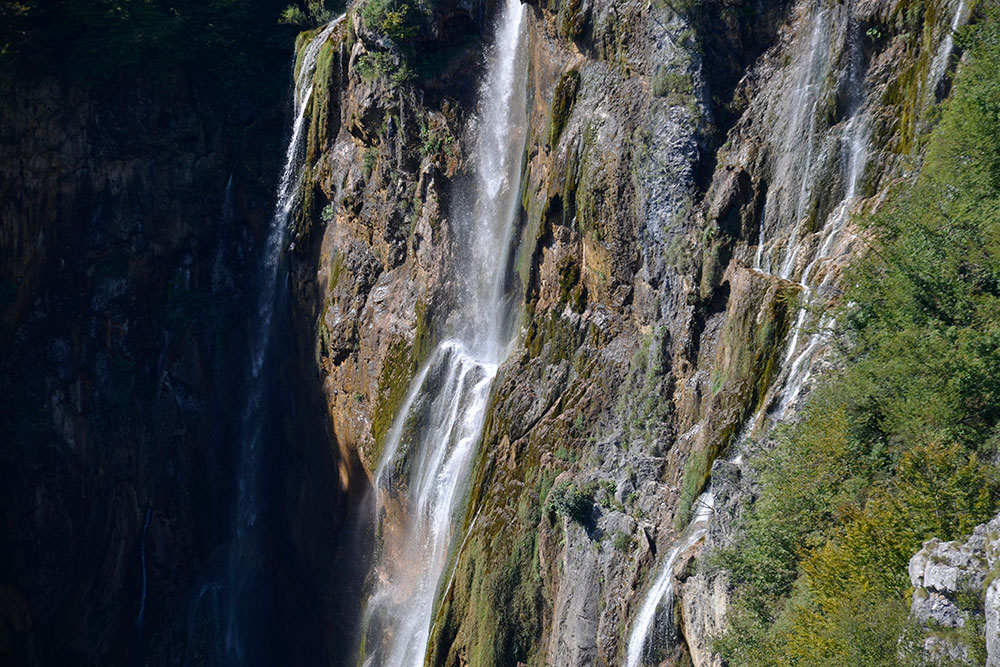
774 17 870 419
626 7 872 664
777 7 831 280
360 2 528 665
927 0 972 101
625 492 715 667
222 16 344 663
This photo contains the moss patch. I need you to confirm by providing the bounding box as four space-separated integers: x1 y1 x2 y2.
549 68 581 149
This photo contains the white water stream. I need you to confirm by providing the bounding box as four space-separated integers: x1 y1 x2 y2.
626 7 873 664
625 492 715 667
360 2 528 665
927 0 972 101
223 16 343 663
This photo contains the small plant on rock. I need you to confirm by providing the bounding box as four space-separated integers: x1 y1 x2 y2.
546 481 595 524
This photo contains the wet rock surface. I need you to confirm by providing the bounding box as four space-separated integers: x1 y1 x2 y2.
286 0 972 662
3 0 977 662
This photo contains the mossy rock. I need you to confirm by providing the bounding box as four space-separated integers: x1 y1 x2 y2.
557 0 588 41
549 68 581 149
369 338 416 469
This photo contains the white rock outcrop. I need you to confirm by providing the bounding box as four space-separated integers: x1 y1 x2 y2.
909 513 1000 665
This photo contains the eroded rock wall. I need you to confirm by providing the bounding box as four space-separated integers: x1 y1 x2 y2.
909 512 1000 665
286 0 974 663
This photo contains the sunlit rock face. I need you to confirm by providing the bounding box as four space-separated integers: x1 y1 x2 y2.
908 513 1000 665
280 0 972 662
2 0 973 662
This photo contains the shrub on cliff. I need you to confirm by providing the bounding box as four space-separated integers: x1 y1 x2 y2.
280 0 336 26
546 480 595 524
360 0 419 43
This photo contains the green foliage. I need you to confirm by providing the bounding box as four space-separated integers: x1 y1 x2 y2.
554 445 577 462
612 530 632 551
715 7 1000 662
279 5 309 25
556 255 581 305
362 145 378 176
546 480 595 524
280 1 332 26
651 67 693 102
428 492 546 667
557 0 586 40
615 328 673 449
418 120 455 161
321 203 335 222
676 446 710 529
355 51 412 84
352 0 422 85
359 0 418 42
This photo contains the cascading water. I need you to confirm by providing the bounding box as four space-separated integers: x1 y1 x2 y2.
625 492 714 667
760 4 831 278
626 7 873 664
360 2 528 665
222 17 343 664
773 17 870 418
927 0 972 101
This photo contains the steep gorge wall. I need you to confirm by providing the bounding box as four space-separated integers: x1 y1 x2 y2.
284 0 968 662
0 38 355 665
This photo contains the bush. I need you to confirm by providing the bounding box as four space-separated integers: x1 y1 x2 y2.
279 6 309 25
355 51 411 83
360 0 418 42
280 2 334 27
612 530 632 551
546 481 594 524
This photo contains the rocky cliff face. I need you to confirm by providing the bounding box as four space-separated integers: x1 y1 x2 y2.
2 0 972 662
286 0 970 663
0 29 356 665
909 511 1000 665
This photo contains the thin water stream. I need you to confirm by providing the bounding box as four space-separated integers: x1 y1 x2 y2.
625 492 715 667
625 6 872 664
223 17 343 663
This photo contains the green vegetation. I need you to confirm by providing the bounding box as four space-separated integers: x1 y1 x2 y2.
616 327 674 450
557 0 586 40
546 480 596 524
280 0 334 26
369 338 416 469
713 7 1000 663
355 50 412 83
612 529 633 552
418 120 455 161
549 68 581 149
360 0 417 42
426 457 550 667
353 0 420 84
651 66 692 102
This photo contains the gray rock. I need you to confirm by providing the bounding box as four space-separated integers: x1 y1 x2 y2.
986 579 1000 666
908 511 1000 665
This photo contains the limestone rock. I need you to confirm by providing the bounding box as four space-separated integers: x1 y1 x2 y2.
908 512 1000 665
